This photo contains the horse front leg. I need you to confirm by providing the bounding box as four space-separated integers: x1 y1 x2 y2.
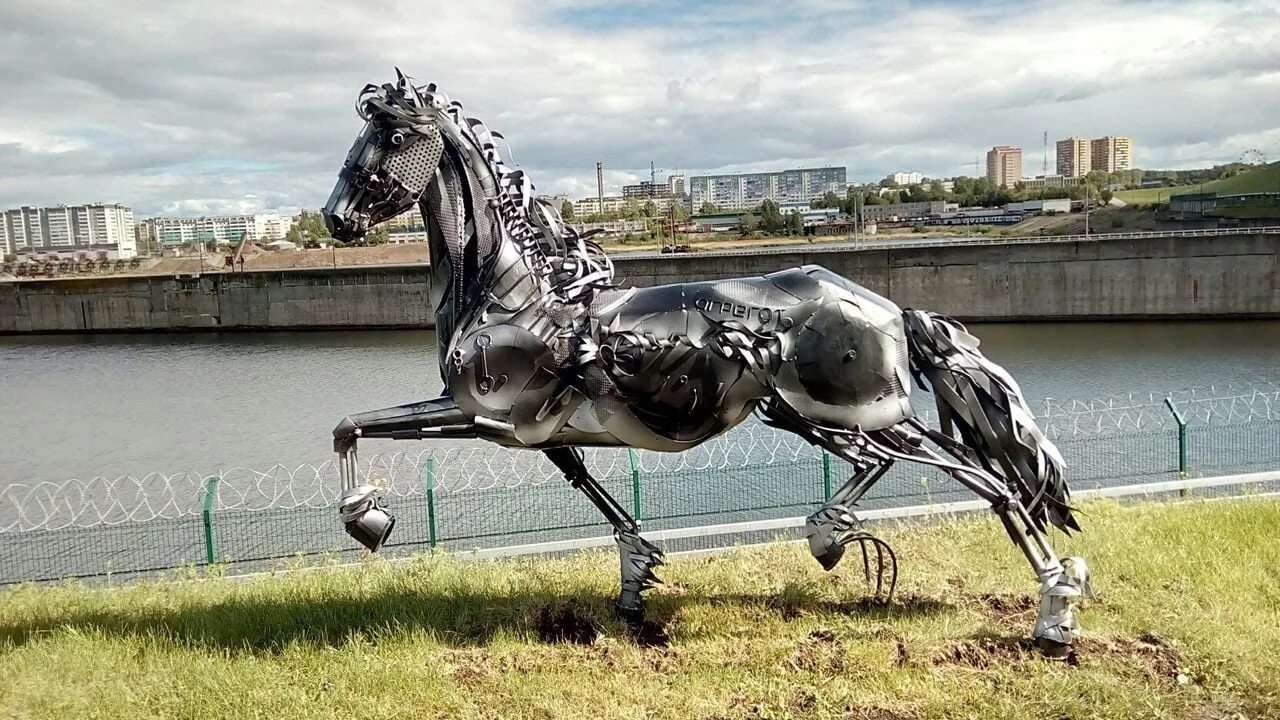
331 396 474 551
544 447 663 623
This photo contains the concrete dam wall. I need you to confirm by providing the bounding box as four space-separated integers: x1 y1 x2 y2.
1 232 1277 334
0 267 434 333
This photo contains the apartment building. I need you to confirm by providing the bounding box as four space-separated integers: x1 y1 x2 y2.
985 146 1022 188
148 213 294 247
1091 136 1133 172
0 203 136 258
1055 137 1092 177
688 166 846 211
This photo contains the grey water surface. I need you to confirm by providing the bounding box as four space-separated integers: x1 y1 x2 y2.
2 320 1279 484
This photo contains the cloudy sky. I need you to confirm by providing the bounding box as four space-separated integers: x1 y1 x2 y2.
2 0 1278 218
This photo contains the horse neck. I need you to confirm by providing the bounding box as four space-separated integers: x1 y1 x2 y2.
419 174 551 334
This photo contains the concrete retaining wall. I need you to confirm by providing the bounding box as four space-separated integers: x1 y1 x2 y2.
0 266 432 333
615 232 1280 320
2 233 1277 334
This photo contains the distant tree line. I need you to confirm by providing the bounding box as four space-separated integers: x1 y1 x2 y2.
286 210 389 246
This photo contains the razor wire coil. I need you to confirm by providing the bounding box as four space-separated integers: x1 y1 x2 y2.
3 383 1277 534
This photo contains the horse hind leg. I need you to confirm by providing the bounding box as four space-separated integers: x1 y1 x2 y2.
901 309 1091 649
866 420 1091 652
760 407 899 601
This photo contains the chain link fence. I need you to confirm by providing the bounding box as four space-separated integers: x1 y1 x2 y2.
2 383 1278 585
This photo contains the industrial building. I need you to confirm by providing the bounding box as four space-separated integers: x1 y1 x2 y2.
859 200 957 223
1020 174 1085 189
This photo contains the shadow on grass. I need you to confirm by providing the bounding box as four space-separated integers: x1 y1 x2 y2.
0 583 952 654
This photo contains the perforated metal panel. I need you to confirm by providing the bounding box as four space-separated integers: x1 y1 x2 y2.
384 126 444 193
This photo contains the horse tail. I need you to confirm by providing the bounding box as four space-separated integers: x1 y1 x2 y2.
902 309 1079 534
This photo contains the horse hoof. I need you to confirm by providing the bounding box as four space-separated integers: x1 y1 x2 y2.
615 599 645 626
812 540 845 571
1034 635 1073 660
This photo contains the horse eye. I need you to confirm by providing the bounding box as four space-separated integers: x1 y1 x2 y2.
389 131 406 146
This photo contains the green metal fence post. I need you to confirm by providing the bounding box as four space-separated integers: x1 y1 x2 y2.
1164 397 1189 482
628 448 642 527
424 455 438 549
202 475 219 565
821 450 833 501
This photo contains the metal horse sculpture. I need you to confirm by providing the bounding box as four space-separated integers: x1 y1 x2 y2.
323 73 1092 650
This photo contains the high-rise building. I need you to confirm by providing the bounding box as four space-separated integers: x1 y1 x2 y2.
892 171 924 186
621 181 670 200
148 213 294 247
1090 136 1132 172
688 166 846 212
1055 137 1092 177
0 203 136 258
666 173 686 198
985 146 1022 188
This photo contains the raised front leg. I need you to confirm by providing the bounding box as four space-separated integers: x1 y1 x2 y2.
332 396 474 551
544 447 664 622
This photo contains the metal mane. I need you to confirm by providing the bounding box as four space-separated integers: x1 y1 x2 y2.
364 73 616 309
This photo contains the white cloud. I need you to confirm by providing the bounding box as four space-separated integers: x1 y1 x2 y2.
0 0 1276 216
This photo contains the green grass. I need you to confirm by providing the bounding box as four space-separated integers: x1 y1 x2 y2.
1178 161 1280 197
1113 187 1178 204
1118 162 1280 205
2 499 1279 719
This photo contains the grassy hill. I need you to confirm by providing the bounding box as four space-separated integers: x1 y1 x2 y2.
1173 160 1280 197
2 498 1279 719
1118 162 1280 204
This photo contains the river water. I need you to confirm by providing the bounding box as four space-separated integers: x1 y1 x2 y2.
3 321 1280 484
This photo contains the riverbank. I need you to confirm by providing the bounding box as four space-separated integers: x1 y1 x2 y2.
2 230 1278 335
1 498 1276 719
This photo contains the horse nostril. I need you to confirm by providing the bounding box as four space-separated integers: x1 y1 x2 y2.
325 213 346 236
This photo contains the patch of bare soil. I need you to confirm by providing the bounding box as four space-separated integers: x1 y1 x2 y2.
789 628 846 674
766 592 950 622
978 593 1037 615
934 630 1192 680
1076 632 1190 684
933 636 1039 668
628 618 671 648
534 603 599 645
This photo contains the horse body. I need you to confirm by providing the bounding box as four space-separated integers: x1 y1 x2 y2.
447 264 912 452
323 72 1092 652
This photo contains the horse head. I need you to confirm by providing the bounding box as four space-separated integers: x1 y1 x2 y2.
323 70 447 243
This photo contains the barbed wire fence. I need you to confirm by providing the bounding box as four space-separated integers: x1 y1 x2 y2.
2 383 1278 585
